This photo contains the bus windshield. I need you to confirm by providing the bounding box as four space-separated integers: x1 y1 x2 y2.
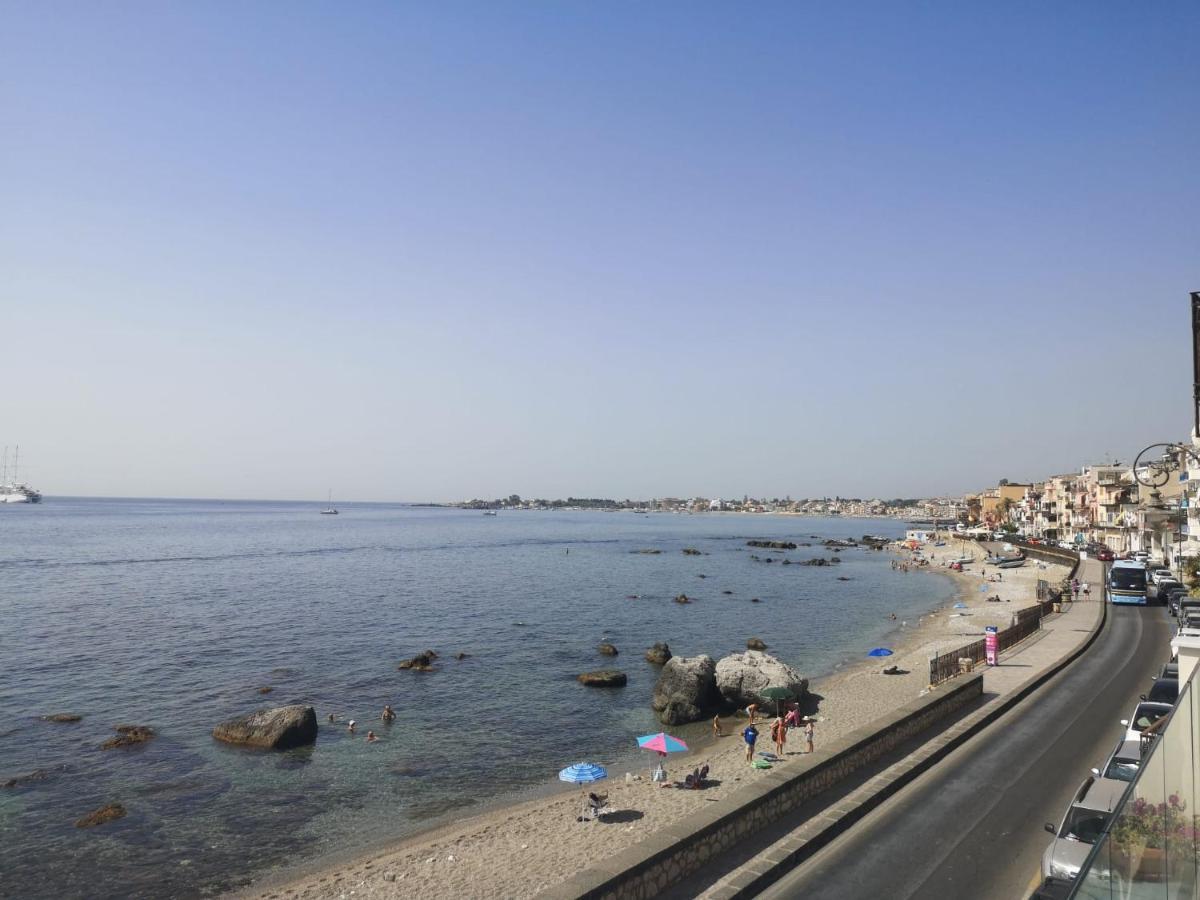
1109 567 1146 591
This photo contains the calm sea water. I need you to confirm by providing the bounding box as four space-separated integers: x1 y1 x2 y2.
0 500 954 898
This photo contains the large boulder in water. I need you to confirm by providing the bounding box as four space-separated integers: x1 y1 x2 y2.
715 651 807 708
651 655 720 725
212 705 318 750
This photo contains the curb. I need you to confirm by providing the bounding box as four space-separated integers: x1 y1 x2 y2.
715 588 1108 898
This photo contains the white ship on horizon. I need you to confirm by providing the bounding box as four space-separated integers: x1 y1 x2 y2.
1 446 42 503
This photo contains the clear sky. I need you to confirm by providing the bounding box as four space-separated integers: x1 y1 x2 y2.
2 2 1198 501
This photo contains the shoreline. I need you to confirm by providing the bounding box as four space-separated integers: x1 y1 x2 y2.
236 540 1056 900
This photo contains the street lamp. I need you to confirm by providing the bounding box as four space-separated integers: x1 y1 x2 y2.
1132 442 1197 574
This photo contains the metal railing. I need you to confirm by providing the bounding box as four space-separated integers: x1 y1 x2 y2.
929 604 1049 686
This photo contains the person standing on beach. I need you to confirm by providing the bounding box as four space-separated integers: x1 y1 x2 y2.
713 715 722 738
743 723 759 762
771 715 787 756
745 703 759 725
803 717 815 754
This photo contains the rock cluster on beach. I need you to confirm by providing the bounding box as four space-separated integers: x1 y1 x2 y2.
650 650 809 725
212 705 318 750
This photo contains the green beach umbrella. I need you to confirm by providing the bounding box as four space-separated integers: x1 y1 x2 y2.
761 686 795 717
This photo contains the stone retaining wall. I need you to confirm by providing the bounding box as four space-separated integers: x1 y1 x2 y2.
541 674 984 900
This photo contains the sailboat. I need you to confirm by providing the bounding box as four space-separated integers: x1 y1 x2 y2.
320 490 339 515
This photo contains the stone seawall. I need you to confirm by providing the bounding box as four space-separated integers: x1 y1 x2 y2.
541 674 984 900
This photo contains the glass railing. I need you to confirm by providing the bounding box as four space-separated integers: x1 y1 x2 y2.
1069 678 1200 898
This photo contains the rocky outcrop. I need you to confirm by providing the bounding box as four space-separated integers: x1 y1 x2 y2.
212 705 318 750
798 558 831 566
42 713 82 723
715 651 807 708
2 768 54 789
747 540 797 550
645 642 672 665
673 593 692 604
651 655 719 725
100 725 155 750
577 670 627 687
455 652 470 660
682 548 702 556
76 803 126 828
746 637 767 650
631 549 662 554
398 650 437 671
597 642 618 656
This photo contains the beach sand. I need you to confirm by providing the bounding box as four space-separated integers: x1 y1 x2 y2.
237 540 1067 900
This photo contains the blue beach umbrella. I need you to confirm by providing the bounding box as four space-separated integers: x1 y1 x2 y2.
867 647 894 657
559 762 608 784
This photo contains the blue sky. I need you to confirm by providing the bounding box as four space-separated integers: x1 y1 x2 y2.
2 2 1198 500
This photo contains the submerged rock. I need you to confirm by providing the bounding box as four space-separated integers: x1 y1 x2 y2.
673 593 692 604
577 670 627 688
631 549 662 555
682 548 702 556
747 540 797 550
212 705 318 750
651 655 719 725
645 642 672 665
41 713 82 723
597 642 619 656
398 650 438 671
76 803 126 828
100 725 155 750
257 686 274 695
715 651 807 708
455 652 470 660
2 768 54 789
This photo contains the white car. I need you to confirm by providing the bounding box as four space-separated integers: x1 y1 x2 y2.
1133 551 1151 563
1121 701 1173 742
1151 569 1175 585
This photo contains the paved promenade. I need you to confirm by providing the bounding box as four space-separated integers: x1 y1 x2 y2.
676 557 1108 899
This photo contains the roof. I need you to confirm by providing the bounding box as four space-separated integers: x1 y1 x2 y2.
1077 777 1128 813
1108 738 1142 763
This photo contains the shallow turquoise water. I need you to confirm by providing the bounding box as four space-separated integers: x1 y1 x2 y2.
0 500 953 898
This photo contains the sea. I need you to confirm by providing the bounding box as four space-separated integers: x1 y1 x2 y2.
0 499 956 898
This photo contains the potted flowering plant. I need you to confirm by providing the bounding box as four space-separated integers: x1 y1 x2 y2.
1111 794 1199 881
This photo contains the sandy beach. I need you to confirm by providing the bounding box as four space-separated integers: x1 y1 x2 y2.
238 540 1067 900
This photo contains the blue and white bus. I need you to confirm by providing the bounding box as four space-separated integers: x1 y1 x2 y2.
1108 559 1148 605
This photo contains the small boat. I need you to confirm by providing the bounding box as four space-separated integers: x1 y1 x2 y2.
482 510 497 516
997 558 1026 569
320 490 338 515
948 556 974 566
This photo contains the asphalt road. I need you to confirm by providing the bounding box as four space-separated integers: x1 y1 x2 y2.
759 600 1173 900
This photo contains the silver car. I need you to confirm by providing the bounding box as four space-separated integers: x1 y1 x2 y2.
1041 776 1126 882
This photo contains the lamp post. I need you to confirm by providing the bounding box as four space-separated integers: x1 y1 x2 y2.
1132 442 1198 576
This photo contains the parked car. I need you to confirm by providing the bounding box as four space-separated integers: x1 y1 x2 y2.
1145 677 1180 705
1091 737 1144 783
1041 776 1127 882
1121 701 1173 742
1159 660 1179 680
1151 568 1176 585
1134 551 1151 563
1095 548 1115 561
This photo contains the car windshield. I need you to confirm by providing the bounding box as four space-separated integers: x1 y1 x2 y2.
1062 807 1109 842
1149 682 1178 703
1103 759 1140 782
1110 568 1147 591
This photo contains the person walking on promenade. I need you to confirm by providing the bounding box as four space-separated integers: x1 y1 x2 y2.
1071 578 1080 600
803 717 815 754
1082 582 1091 600
771 715 787 757
743 722 759 762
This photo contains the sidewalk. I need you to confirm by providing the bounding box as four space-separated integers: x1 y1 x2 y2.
690 559 1105 899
